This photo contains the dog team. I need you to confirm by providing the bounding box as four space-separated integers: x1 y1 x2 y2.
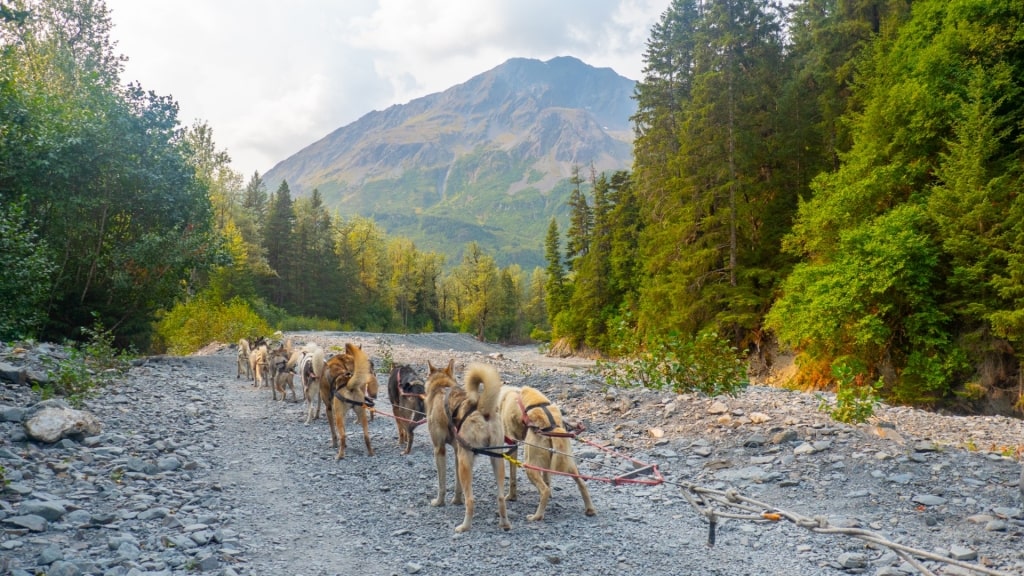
235 335 596 533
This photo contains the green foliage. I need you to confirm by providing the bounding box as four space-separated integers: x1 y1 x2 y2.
276 315 344 332
374 336 395 374
152 294 271 355
597 316 747 397
0 199 55 341
817 359 881 424
37 317 131 406
0 1 220 348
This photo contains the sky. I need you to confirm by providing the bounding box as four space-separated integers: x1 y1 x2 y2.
105 0 669 179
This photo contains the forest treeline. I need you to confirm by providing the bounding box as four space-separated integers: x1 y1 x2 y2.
2 0 1023 413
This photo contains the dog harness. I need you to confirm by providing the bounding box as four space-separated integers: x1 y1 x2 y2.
519 397 559 433
442 387 511 458
517 396 583 438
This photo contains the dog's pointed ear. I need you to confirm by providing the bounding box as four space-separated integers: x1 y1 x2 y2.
445 358 454 376
427 360 437 373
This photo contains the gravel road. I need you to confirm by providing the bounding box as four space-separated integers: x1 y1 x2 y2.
1 331 1022 576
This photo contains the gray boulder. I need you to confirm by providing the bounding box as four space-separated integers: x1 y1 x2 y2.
24 405 102 443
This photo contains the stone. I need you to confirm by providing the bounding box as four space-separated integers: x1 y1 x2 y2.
748 412 770 424
949 545 977 561
836 552 867 569
19 499 67 521
24 406 101 443
793 442 816 455
912 494 947 507
707 401 729 414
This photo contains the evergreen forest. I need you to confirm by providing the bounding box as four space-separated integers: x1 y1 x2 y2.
2 0 1023 414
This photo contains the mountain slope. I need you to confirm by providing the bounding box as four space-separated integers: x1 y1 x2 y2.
263 56 636 269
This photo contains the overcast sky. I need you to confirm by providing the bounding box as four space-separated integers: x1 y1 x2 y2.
105 0 667 179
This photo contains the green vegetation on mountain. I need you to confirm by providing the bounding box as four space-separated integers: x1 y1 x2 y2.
263 57 636 269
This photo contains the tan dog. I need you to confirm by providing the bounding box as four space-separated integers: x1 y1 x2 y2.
322 343 378 459
289 344 323 423
249 343 269 388
424 360 510 533
236 338 251 379
499 385 596 521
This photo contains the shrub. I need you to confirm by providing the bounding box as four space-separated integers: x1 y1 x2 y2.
37 317 132 406
817 359 881 424
152 295 270 355
597 320 747 397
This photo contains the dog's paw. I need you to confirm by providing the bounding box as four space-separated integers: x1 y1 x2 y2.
527 513 544 522
499 519 511 531
429 498 444 507
454 523 470 533
585 508 597 516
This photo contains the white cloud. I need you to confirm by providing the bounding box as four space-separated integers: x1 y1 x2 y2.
106 0 665 177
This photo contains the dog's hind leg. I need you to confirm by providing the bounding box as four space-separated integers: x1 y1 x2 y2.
454 449 475 533
524 466 550 522
358 407 374 456
491 452 511 531
506 446 519 501
332 400 347 460
402 422 414 455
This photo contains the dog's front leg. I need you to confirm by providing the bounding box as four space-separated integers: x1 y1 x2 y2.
430 444 447 507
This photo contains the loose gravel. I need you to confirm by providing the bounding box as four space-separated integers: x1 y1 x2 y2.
1 331 1022 576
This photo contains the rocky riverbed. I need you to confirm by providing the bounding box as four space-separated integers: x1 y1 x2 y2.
1 332 1022 576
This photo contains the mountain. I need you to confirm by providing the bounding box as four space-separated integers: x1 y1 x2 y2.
262 56 636 269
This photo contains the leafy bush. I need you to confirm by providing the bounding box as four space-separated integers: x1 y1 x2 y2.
375 336 395 374
597 320 747 397
37 317 132 406
817 359 881 424
152 295 271 355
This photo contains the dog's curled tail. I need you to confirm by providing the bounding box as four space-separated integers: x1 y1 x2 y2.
312 348 326 381
238 338 251 356
464 363 502 419
345 342 372 375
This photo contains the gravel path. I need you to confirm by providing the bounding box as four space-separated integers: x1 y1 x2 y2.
1 332 1022 576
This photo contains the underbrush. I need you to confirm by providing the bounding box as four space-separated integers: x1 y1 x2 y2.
595 326 748 397
152 295 271 355
35 318 132 406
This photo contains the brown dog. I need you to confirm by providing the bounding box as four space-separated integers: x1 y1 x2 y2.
322 343 378 459
268 345 293 401
424 360 510 533
387 364 426 455
499 385 596 521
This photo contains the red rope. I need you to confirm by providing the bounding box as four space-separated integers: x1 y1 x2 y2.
372 406 426 427
509 435 664 487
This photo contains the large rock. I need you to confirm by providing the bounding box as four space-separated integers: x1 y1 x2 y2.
24 405 102 443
